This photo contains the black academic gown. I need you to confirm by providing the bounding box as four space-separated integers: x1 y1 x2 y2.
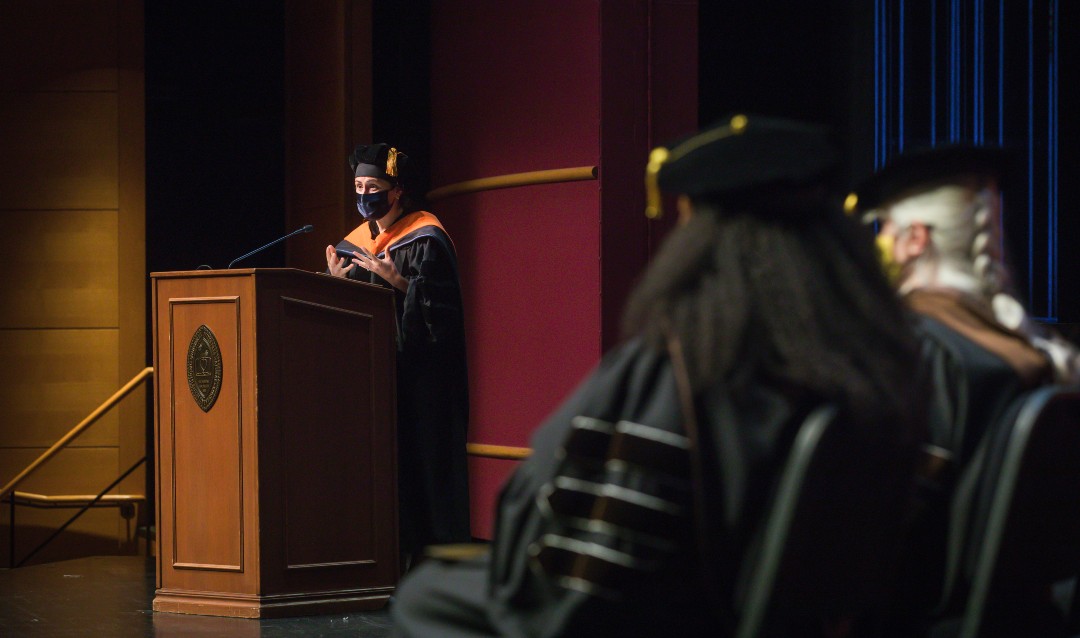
895 300 1055 633
905 289 1052 467
338 219 471 554
915 316 1031 466
392 338 889 638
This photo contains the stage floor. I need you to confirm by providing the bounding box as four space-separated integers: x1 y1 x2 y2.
0 555 393 637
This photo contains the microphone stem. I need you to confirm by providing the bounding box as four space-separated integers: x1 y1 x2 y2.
227 226 309 269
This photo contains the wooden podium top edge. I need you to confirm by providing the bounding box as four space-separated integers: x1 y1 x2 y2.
151 267 299 278
149 268 394 294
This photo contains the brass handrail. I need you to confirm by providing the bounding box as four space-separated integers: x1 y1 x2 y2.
467 443 531 460
426 165 598 201
0 366 154 502
10 492 146 508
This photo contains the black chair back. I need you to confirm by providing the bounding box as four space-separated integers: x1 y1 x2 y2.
954 386 1080 638
735 405 917 638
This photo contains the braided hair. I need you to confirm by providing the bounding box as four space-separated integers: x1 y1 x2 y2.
882 176 1080 382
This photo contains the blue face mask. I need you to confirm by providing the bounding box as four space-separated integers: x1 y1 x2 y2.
356 190 393 221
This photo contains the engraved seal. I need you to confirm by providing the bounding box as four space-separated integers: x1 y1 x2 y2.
186 324 223 412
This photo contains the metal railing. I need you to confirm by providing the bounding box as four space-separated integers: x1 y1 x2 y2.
1 367 153 567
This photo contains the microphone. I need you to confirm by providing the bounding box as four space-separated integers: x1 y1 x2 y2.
227 224 314 269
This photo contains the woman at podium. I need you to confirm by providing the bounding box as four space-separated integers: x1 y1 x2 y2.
325 143 471 565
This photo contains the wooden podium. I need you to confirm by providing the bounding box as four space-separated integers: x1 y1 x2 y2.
150 268 399 618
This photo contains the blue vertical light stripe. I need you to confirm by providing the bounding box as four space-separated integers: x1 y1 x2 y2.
1027 0 1035 307
881 0 889 168
884 0 890 167
949 0 959 141
898 0 905 150
998 0 1006 258
998 0 1005 145
974 0 983 144
874 0 881 167
870 0 1058 320
948 0 953 141
930 0 938 143
1048 0 1058 318
876 0 889 168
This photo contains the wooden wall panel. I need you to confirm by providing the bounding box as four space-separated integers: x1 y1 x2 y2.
0 93 119 210
116 0 147 514
0 0 145 565
0 0 119 92
0 329 120 451
0 210 119 328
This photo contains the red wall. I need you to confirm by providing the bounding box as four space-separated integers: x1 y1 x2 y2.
429 0 696 537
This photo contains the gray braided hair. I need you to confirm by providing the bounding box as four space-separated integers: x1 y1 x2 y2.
883 176 1080 383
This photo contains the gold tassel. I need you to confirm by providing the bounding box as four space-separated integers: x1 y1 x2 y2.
843 192 859 216
645 114 748 219
645 147 670 219
386 147 399 177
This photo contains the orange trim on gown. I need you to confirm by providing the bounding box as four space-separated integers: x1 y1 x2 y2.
343 211 450 256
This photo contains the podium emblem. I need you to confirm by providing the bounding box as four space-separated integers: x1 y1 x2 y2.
186 324 223 412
